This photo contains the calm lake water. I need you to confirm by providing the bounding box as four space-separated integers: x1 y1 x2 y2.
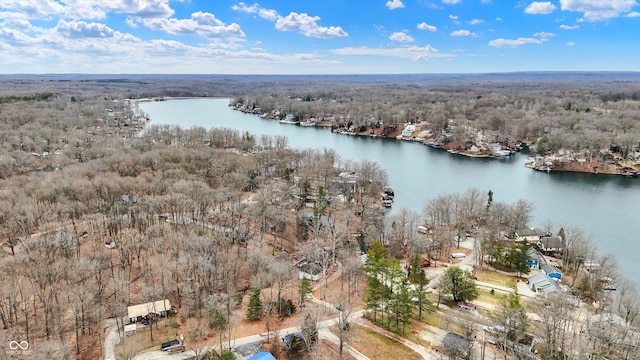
139 98 640 286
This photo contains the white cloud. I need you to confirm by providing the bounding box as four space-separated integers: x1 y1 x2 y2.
142 12 245 39
389 31 414 42
566 41 576 46
559 0 638 21
469 19 484 25
417 22 437 31
386 0 405 10
0 0 64 19
442 0 462 4
525 2 557 15
489 37 547 47
231 2 278 21
231 2 259 13
79 0 174 20
481 0 492 3
275 12 348 38
331 44 450 60
56 19 115 38
534 31 555 37
258 8 279 21
449 14 459 20
451 29 477 36
0 27 37 44
626 11 640 17
560 24 580 29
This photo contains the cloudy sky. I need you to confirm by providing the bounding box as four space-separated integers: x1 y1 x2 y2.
1 0 639 74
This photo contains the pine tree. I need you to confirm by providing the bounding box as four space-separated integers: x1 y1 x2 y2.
413 270 434 320
246 287 263 321
299 277 313 305
409 253 421 283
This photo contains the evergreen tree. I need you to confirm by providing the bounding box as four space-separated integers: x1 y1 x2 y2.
246 287 263 320
364 241 389 322
409 253 421 283
299 277 313 305
413 270 434 320
509 241 531 276
218 350 237 360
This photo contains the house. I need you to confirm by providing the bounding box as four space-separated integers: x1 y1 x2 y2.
127 299 171 323
401 124 416 137
528 273 560 295
515 228 547 242
299 262 323 281
442 332 473 358
537 236 564 254
527 249 544 270
540 264 563 281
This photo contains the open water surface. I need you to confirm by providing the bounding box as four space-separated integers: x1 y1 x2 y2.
139 98 640 286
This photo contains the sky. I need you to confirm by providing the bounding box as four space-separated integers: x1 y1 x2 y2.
1 0 639 74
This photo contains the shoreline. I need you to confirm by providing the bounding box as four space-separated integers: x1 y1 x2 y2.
147 97 639 178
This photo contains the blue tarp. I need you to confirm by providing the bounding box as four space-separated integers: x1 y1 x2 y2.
248 351 277 360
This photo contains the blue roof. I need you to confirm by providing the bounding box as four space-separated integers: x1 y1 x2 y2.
249 352 277 360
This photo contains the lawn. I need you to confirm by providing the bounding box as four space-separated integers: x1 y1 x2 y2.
349 328 423 360
474 269 520 287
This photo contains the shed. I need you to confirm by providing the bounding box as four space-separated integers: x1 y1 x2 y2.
540 264 563 281
124 323 137 336
299 262 322 282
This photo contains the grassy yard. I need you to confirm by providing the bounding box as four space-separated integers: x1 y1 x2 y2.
476 288 504 306
474 269 520 287
349 327 423 360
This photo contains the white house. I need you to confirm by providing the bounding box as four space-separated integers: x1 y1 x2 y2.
515 228 547 242
127 299 171 323
401 124 416 137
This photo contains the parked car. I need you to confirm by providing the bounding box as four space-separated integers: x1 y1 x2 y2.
161 339 180 351
165 345 185 353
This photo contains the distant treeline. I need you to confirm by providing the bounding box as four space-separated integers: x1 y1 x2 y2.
0 92 56 103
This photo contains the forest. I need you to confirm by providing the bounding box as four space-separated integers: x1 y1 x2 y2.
0 74 638 360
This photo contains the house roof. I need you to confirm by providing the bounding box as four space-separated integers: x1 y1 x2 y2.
516 228 546 237
527 249 544 262
249 352 277 360
528 273 561 294
127 299 171 319
538 236 564 250
541 264 561 275
442 332 472 355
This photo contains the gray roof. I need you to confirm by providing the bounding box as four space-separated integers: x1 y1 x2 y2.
516 228 546 237
541 264 561 275
527 249 544 262
442 332 472 356
538 236 564 250
528 273 560 294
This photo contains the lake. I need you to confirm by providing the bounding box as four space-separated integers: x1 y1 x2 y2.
139 98 640 287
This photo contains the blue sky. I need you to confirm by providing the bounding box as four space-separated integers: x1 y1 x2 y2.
1 0 639 74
